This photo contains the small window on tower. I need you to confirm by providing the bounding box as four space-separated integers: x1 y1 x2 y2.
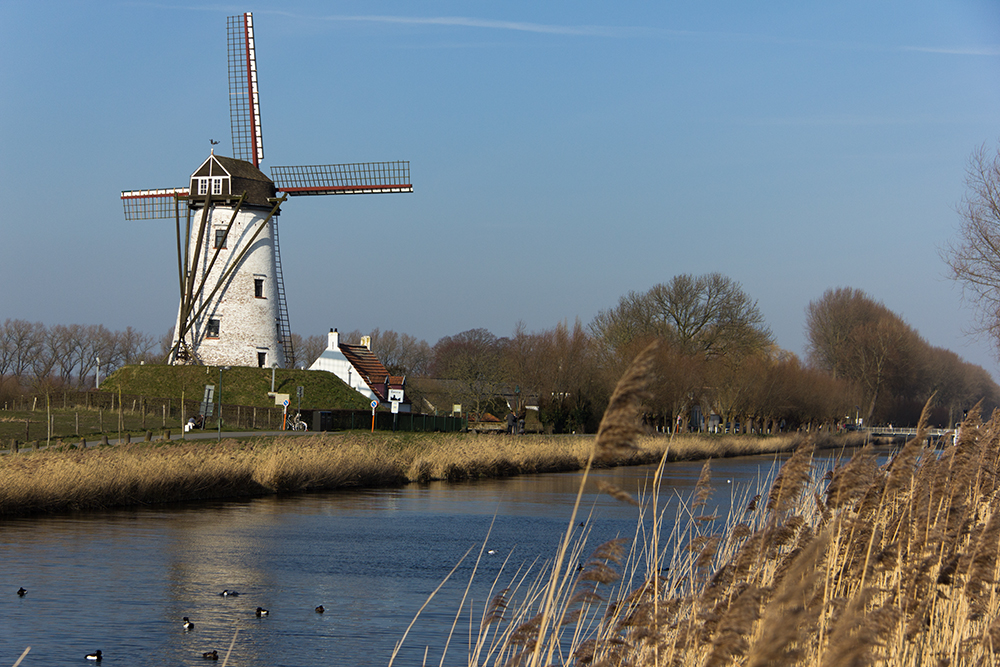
257 351 267 368
214 229 227 249
206 319 221 339
254 277 264 298
212 177 224 195
197 178 209 195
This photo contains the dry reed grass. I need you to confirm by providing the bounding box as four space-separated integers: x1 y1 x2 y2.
397 349 1000 667
0 423 829 516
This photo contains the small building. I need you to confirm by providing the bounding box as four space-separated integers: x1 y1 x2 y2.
308 329 410 411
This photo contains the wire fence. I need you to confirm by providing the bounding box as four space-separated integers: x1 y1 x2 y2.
0 391 465 445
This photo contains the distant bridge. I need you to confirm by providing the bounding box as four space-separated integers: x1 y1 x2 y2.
864 426 952 439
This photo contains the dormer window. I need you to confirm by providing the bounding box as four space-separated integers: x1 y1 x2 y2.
198 178 209 195
212 177 224 195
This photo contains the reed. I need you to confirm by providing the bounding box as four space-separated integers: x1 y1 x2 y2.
398 371 998 665
0 427 835 516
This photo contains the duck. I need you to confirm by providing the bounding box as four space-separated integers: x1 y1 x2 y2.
255 606 269 617
202 650 219 660
183 616 195 630
219 589 239 597
315 605 325 614
17 587 26 597
85 650 102 662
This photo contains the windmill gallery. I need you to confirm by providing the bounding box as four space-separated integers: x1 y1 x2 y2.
121 12 412 370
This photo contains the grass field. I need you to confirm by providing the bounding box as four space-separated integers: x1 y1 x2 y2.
0 402 285 447
101 364 371 410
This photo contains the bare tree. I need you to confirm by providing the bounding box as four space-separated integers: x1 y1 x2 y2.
591 273 773 363
805 287 884 380
7 320 43 382
117 326 157 366
369 328 432 377
944 141 1000 355
431 328 507 418
806 288 930 424
297 334 327 368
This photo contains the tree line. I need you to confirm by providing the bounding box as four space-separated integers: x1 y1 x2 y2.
0 320 158 398
5 273 997 432
305 274 999 433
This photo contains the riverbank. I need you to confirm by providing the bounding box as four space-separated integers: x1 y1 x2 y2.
0 431 865 516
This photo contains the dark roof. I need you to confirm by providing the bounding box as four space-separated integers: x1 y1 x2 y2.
215 155 277 207
340 343 392 401
190 154 277 208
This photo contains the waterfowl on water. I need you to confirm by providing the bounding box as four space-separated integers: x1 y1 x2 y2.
17 587 26 597
183 616 195 630
255 607 269 617
315 605 325 613
85 650 102 661
219 589 239 597
202 650 219 660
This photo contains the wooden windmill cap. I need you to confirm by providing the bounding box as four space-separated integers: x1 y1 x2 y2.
190 154 277 208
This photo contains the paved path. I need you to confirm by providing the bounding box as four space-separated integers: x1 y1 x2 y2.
3 429 330 454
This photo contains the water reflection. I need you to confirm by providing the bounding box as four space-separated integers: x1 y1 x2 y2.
0 444 881 666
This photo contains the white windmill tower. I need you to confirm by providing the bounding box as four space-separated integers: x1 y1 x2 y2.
121 12 412 369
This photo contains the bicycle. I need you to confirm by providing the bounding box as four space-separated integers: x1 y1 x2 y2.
289 413 308 431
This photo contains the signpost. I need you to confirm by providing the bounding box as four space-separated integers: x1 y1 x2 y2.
370 399 379 432
282 399 290 430
201 385 216 419
387 388 403 431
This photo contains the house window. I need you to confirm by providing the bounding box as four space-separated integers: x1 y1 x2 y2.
254 277 264 298
206 319 220 339
197 178 209 195
214 229 227 249
212 177 224 195
257 351 267 368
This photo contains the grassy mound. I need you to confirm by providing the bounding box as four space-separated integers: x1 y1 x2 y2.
101 364 370 410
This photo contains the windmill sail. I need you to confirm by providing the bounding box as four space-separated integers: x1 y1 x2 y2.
119 11 411 371
270 161 412 195
121 188 189 220
228 13 263 167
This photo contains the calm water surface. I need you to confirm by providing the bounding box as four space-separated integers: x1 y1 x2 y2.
0 446 867 666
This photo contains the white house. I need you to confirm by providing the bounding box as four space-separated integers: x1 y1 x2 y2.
309 329 409 411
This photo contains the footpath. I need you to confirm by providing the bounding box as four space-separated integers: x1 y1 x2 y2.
2 429 325 454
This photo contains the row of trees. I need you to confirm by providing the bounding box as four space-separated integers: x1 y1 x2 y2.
5 273 997 432
805 287 997 427
0 320 157 394
282 274 994 433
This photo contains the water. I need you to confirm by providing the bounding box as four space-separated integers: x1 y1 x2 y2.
0 446 866 666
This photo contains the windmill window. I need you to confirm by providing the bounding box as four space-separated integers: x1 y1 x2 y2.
197 178 209 195
212 177 224 195
214 229 227 249
206 319 221 339
257 351 267 368
254 277 264 298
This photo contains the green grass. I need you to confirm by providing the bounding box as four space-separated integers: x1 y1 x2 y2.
101 364 371 411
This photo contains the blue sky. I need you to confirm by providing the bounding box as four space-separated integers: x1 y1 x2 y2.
2 1 1000 374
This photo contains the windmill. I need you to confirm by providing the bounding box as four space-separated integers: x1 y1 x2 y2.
121 12 412 369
